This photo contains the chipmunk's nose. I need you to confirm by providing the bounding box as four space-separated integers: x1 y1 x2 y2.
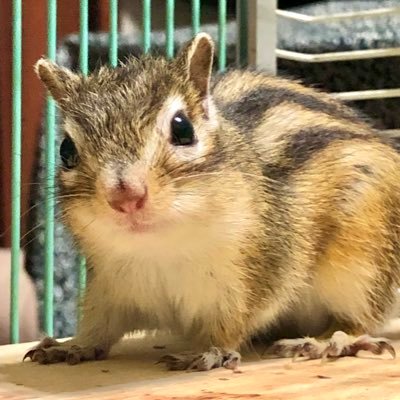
106 180 148 213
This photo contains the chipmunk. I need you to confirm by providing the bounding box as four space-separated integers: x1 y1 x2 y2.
24 32 399 371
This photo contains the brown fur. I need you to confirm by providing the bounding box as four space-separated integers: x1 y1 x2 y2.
32 33 400 363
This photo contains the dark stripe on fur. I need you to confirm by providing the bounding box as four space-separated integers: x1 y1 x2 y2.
386 136 400 153
217 86 361 132
284 128 363 169
263 128 371 181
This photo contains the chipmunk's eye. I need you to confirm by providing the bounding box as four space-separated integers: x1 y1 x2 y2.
60 136 79 169
170 112 195 146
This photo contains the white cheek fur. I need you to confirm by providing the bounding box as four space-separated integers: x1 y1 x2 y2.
60 169 79 188
64 118 84 144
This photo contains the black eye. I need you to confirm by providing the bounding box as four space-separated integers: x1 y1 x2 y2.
60 136 79 169
170 112 195 146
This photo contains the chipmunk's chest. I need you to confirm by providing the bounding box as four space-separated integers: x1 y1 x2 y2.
90 222 247 329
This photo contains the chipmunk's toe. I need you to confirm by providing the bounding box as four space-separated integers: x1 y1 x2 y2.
331 333 396 359
158 347 241 372
222 350 241 370
266 337 326 360
23 337 61 362
23 337 107 365
265 331 395 362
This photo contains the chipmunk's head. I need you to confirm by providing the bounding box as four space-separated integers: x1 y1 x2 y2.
35 33 254 249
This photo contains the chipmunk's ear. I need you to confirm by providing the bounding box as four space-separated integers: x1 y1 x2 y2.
177 33 214 98
35 58 79 102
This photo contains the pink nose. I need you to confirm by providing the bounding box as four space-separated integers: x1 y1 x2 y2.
107 183 148 213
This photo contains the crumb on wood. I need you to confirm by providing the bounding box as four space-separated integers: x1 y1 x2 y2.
316 375 331 379
153 345 167 350
101 369 110 373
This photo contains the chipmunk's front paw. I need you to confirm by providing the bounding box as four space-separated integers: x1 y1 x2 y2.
23 337 108 365
266 331 396 361
158 347 241 371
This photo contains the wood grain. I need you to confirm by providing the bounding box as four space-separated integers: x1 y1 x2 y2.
1 334 400 400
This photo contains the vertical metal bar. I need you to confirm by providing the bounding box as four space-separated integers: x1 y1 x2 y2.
236 0 248 67
218 0 227 71
10 0 22 344
248 0 277 74
143 0 151 53
79 258 87 303
80 0 89 75
44 0 57 337
166 0 175 59
191 0 201 36
109 0 119 66
79 0 89 303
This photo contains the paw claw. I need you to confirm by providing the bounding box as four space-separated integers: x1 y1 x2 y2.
158 347 241 372
222 351 241 371
351 336 396 359
32 349 47 364
384 343 396 359
157 352 197 370
66 352 81 365
267 331 395 362
22 349 35 362
23 337 61 362
22 337 107 365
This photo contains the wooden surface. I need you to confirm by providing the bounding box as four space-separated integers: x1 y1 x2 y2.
1 331 400 400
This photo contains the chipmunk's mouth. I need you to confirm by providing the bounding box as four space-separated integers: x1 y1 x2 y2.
109 208 165 234
126 220 157 233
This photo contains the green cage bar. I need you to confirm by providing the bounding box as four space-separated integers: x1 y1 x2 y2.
191 0 201 35
109 0 119 66
218 0 227 71
142 0 151 53
79 258 87 308
80 0 89 75
44 0 57 337
79 0 89 300
166 0 175 59
10 0 22 344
